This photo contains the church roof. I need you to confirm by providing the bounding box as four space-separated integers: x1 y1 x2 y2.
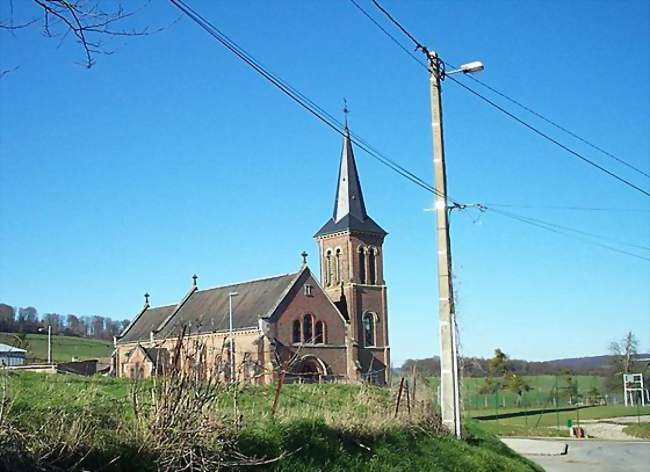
118 270 306 343
119 304 175 344
315 127 386 238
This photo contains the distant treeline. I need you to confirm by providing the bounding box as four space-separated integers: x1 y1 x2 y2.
401 355 609 377
0 303 130 341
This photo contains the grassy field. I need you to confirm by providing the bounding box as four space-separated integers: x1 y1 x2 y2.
0 371 542 472
427 375 607 413
0 332 113 362
623 423 650 439
476 404 650 438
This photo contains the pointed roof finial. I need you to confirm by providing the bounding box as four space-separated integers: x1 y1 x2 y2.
343 98 350 129
144 292 150 305
301 251 308 266
192 274 198 287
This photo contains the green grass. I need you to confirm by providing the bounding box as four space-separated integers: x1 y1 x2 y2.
0 332 113 362
427 375 607 413
623 422 650 439
1 372 542 472
477 404 650 433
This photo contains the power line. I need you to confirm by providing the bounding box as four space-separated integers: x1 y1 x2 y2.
445 75 650 198
484 203 650 213
170 1 649 263
464 74 650 180
368 0 650 198
487 208 650 252
169 0 449 202
487 207 650 262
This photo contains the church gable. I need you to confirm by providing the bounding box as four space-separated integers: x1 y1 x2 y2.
270 269 348 347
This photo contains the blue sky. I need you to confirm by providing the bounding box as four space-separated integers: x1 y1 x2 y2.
1 1 648 365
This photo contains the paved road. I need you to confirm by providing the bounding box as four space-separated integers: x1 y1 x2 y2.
524 440 650 472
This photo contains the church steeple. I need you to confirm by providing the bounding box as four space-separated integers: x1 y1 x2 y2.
314 125 386 238
334 127 367 223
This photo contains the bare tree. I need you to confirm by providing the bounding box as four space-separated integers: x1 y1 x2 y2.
1 0 165 68
609 331 639 374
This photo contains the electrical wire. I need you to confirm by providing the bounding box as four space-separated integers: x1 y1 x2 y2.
487 207 650 262
169 0 450 202
484 203 650 213
368 0 650 198
170 1 649 262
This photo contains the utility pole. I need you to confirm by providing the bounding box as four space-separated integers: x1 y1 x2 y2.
228 291 239 381
428 50 462 438
48 325 52 364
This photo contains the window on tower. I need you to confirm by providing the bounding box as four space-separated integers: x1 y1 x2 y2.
335 248 342 283
358 247 366 284
368 247 377 285
325 250 333 286
362 312 375 347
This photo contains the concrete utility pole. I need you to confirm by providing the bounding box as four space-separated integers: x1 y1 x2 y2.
428 50 462 438
228 291 239 381
48 325 52 364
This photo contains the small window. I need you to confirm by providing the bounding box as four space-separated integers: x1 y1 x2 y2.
362 312 375 347
325 250 333 286
368 247 377 285
315 321 326 344
303 314 314 343
335 248 342 283
304 284 313 296
292 319 301 343
358 248 366 283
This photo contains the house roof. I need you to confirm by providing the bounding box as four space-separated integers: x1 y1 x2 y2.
119 269 307 343
0 342 27 354
315 127 386 238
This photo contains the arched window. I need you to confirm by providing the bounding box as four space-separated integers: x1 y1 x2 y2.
315 321 326 344
368 247 377 285
303 314 314 343
362 312 375 347
335 248 342 283
292 319 301 344
325 250 333 286
358 247 366 284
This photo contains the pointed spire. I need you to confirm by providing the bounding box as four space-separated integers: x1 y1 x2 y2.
314 109 387 238
333 121 368 223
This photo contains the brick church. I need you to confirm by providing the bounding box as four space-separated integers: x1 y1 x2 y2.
115 125 390 384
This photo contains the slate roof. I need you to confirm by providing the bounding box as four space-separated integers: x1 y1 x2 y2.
142 347 166 365
118 304 175 344
156 272 300 339
118 271 304 343
315 127 386 237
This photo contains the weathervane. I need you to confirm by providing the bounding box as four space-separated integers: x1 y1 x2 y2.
343 98 349 128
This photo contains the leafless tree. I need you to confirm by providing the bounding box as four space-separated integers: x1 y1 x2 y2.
1 0 166 69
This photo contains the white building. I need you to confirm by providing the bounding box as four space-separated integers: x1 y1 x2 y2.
0 342 27 367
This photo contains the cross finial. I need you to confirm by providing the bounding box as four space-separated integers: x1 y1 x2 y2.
343 98 349 129
192 274 198 287
144 292 150 305
301 251 308 266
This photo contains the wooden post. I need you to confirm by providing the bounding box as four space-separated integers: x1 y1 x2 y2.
394 377 405 418
405 380 412 418
271 362 287 418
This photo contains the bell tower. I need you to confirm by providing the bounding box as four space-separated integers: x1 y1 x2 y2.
314 123 389 384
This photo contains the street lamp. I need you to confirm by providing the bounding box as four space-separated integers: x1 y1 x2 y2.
228 291 239 381
427 51 483 439
446 61 485 75
38 325 52 364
